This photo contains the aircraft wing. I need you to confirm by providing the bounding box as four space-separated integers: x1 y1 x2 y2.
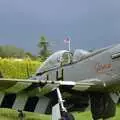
0 78 104 114
0 78 103 93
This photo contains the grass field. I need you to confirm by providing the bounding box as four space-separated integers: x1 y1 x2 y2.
0 107 120 120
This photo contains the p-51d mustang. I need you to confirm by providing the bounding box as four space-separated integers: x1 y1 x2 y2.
0 44 120 120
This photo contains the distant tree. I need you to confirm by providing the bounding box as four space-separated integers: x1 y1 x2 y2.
0 46 3 57
0 45 25 58
25 52 37 60
37 36 52 60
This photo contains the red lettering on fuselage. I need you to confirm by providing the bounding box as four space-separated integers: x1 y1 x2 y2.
95 63 112 73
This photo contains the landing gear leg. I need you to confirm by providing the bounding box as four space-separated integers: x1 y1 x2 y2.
56 87 67 113
52 87 75 120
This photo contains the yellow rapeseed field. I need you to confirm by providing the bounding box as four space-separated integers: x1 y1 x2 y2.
0 58 41 79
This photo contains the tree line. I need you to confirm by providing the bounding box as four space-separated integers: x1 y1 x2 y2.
0 36 52 61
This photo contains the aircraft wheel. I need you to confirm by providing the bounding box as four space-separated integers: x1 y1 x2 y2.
61 112 75 120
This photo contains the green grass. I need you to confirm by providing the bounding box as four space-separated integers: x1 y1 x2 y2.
0 108 50 120
0 107 120 120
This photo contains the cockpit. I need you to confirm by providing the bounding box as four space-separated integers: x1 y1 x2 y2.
36 49 90 74
36 50 72 74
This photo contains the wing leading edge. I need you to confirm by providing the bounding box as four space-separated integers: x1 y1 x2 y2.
0 78 104 93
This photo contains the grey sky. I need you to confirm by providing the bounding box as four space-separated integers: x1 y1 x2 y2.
0 0 120 54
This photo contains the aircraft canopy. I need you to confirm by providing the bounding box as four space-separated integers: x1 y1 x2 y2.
72 49 90 62
36 50 72 74
36 49 90 74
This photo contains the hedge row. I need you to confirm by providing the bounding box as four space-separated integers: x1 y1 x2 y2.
0 58 41 79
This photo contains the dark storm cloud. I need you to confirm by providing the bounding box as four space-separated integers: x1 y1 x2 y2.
0 0 120 53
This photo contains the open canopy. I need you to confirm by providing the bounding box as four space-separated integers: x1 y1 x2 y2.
36 50 72 74
36 49 90 74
